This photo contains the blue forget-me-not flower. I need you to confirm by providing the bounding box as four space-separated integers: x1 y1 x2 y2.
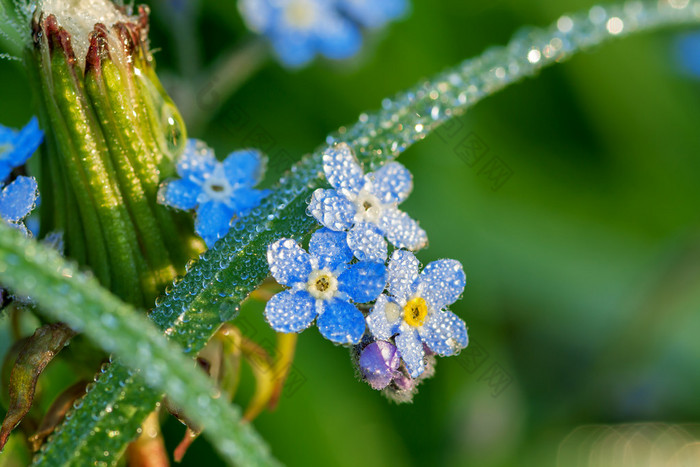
337 0 407 28
0 117 44 182
238 0 406 67
0 176 39 236
158 139 269 247
265 228 387 344
366 250 468 377
308 143 427 262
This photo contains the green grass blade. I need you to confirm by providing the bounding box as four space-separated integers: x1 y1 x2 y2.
0 224 279 467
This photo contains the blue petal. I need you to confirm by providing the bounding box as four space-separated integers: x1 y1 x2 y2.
230 187 269 215
347 222 387 262
395 328 425 378
265 290 317 333
677 32 700 77
366 294 401 340
338 261 387 303
316 298 365 344
338 0 407 28
308 228 353 271
0 118 43 174
0 176 38 222
387 249 420 304
422 310 468 357
194 201 234 247
157 178 200 210
0 125 14 145
238 0 273 33
177 139 217 182
307 188 355 231
418 259 466 311
12 117 43 167
271 32 316 68
223 149 266 186
366 162 413 205
322 143 365 195
0 162 11 182
316 16 362 60
266 238 312 287
26 216 39 238
378 206 428 251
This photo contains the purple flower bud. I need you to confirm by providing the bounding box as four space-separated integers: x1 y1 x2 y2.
359 341 400 390
391 372 415 392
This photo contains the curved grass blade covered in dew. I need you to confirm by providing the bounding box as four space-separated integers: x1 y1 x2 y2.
0 223 279 466
0 1 693 465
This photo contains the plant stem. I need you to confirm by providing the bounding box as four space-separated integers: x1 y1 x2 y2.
175 38 269 132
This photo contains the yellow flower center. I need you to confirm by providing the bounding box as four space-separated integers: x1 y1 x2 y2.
403 297 428 327
315 276 330 292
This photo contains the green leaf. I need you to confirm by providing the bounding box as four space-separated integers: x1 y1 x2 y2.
0 223 279 467
0 323 76 450
7 1 700 465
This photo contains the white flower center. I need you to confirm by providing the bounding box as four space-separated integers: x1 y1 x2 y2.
306 269 338 301
283 0 318 30
201 166 234 205
353 189 383 224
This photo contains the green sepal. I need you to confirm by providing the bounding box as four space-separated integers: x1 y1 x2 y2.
41 16 144 306
32 29 112 287
84 30 175 300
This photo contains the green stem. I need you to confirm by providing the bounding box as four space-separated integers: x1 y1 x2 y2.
181 38 269 132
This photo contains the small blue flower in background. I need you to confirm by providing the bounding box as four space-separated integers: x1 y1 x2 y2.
238 0 361 67
676 32 700 77
366 250 468 377
0 176 39 236
0 117 44 182
158 139 269 247
308 142 427 262
265 228 387 344
238 0 406 67
337 0 407 29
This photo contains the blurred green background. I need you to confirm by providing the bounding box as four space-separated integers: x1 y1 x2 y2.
3 0 700 465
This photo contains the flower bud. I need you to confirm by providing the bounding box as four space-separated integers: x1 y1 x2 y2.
27 1 199 306
359 340 400 390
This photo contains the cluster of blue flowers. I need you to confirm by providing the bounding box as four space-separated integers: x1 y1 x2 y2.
158 139 270 247
238 0 408 67
0 118 43 236
266 143 468 398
